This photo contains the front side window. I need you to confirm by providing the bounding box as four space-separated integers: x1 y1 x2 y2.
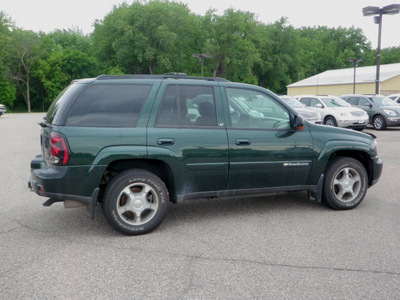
155 85 217 127
359 98 370 106
226 88 290 129
66 84 152 127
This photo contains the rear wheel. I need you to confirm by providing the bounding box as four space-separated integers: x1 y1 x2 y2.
102 169 169 235
373 115 386 130
322 157 368 210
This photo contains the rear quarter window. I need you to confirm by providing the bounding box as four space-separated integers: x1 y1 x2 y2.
66 84 152 127
46 82 88 125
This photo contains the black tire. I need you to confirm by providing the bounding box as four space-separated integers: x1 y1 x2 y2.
373 115 387 130
324 116 337 127
322 157 368 210
102 169 169 235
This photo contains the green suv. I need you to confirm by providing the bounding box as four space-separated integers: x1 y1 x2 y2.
29 74 383 235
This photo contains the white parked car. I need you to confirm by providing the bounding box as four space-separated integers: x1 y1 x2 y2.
295 95 369 130
279 96 321 124
0 104 6 116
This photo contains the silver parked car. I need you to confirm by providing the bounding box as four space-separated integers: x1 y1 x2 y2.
279 96 321 124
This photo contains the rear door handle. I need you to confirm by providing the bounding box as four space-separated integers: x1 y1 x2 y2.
157 138 175 146
235 139 251 146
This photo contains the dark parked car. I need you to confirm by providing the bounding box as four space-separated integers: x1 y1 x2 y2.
0 104 6 116
341 94 400 130
29 74 383 235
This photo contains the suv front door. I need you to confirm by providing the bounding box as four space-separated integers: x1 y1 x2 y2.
222 87 314 190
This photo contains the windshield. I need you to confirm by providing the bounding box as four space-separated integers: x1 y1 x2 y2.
280 96 305 108
368 96 398 107
321 97 351 108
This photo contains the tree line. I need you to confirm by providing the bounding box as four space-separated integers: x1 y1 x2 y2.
1 1 400 112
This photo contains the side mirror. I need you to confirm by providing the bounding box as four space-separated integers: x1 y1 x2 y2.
315 103 323 108
293 115 305 130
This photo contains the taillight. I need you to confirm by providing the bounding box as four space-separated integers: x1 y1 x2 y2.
49 132 70 165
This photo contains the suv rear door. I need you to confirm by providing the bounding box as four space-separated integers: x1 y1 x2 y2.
147 81 229 198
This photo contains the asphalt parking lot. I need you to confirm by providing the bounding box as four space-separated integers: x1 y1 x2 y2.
1 113 399 299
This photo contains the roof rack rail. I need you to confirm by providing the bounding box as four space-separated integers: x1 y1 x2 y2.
96 74 229 82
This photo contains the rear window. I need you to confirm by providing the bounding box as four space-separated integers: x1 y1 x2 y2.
66 84 152 127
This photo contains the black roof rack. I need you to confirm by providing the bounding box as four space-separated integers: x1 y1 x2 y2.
96 73 229 82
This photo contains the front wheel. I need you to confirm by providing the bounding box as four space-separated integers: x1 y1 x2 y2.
322 157 368 210
102 169 169 235
373 115 387 130
324 116 337 127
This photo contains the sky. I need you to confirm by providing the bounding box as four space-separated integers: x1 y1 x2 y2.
1 0 400 49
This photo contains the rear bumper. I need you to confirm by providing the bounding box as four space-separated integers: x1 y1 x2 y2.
28 155 102 218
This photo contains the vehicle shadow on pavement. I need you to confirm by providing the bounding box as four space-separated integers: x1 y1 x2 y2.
18 192 325 237
161 191 325 231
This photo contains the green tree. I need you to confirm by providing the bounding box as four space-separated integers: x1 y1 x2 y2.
296 26 372 79
0 11 16 108
253 18 300 93
47 28 94 55
6 29 44 112
202 8 259 83
92 1 201 75
381 46 400 64
35 48 97 103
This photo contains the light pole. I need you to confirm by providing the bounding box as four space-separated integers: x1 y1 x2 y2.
347 58 362 94
363 4 400 94
192 53 212 77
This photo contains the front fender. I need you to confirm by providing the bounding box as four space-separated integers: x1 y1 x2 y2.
308 139 374 185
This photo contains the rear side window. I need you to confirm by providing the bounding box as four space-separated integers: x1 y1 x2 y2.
309 98 320 107
346 97 359 105
299 98 310 106
66 84 151 127
155 85 217 127
359 98 370 106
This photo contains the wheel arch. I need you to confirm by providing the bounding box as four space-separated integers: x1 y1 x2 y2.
323 115 337 124
101 159 177 203
315 139 376 187
328 150 374 187
372 113 387 122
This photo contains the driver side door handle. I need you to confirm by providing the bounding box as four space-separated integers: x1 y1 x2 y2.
235 139 251 146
